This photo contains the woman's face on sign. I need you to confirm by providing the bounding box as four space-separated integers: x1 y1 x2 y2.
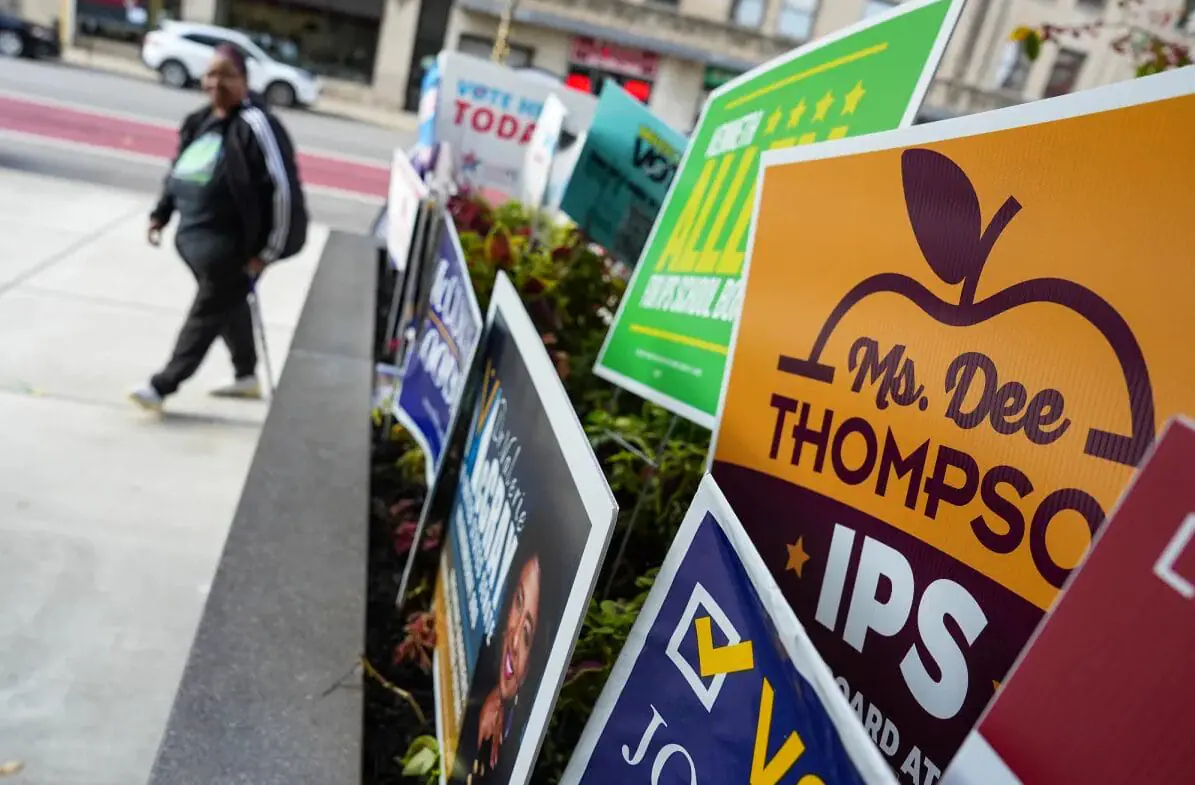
498 556 540 701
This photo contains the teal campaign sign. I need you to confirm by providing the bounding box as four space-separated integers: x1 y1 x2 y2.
558 82 687 263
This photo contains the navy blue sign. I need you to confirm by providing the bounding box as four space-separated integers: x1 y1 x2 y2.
560 475 897 785
395 217 483 483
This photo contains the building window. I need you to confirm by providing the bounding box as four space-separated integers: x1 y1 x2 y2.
863 0 898 19
991 40 1032 91
1044 48 1086 97
458 34 534 69
570 37 659 81
77 0 181 41
731 0 765 28
778 0 817 39
696 66 741 127
565 68 654 103
703 65 741 92
566 37 658 102
1001 52 1031 91
224 0 380 84
404 0 453 110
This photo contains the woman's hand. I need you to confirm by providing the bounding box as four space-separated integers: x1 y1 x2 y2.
477 688 505 771
147 220 164 247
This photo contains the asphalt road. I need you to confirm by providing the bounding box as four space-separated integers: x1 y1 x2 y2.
0 56 414 233
0 134 385 233
0 55 409 162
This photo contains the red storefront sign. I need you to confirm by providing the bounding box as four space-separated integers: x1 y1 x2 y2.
569 36 659 81
944 415 1195 785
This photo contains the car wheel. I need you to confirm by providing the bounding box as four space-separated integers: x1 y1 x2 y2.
0 30 24 58
159 59 189 89
265 81 297 108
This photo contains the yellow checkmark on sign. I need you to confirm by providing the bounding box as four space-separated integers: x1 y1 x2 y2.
695 616 754 677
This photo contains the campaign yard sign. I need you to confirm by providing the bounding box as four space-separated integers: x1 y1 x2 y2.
710 68 1195 783
386 148 429 271
558 81 688 264
543 126 585 214
416 54 441 152
433 273 618 785
373 363 401 411
560 474 897 785
521 94 568 210
426 51 597 198
594 0 964 428
394 215 483 484
942 416 1195 785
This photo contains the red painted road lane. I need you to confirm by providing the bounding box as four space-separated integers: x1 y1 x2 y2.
0 95 390 198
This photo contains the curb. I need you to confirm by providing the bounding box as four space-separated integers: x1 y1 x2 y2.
60 47 419 132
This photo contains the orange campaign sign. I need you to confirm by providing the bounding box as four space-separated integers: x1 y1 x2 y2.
709 68 1195 784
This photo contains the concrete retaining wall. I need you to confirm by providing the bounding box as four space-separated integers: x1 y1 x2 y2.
148 231 378 785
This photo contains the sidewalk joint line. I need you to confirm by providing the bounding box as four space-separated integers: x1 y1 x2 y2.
0 383 266 428
17 284 299 332
0 204 145 301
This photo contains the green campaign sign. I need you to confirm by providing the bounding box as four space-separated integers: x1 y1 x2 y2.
593 0 964 427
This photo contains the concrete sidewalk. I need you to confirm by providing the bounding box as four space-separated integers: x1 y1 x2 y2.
0 168 327 784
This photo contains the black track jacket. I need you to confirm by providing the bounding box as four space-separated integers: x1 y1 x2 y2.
151 97 306 264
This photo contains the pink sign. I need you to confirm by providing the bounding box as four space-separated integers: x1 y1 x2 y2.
945 416 1195 785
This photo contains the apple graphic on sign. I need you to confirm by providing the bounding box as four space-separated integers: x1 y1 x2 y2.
776 148 1155 467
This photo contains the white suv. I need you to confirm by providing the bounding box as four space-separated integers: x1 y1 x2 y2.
141 21 321 108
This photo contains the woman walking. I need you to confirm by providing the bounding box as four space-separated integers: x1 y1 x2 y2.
131 43 306 412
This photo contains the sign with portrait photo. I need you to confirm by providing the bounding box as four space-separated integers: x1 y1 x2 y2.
560 474 897 785
433 272 618 785
521 94 568 210
594 0 965 427
710 68 1195 782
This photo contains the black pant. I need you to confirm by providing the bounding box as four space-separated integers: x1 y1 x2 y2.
152 255 257 396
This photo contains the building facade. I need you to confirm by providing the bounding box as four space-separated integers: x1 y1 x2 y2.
922 0 1190 119
15 0 1189 128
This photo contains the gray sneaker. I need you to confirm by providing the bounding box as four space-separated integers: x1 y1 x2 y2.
129 384 164 413
210 377 262 400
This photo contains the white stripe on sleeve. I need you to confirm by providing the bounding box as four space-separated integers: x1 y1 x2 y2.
241 105 291 263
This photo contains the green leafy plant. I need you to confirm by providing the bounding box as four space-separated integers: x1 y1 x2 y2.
533 570 658 781
451 191 625 405
400 735 442 785
376 193 710 785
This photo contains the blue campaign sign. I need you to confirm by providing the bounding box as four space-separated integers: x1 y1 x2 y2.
560 475 897 785
416 57 441 151
558 81 687 263
394 216 483 484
